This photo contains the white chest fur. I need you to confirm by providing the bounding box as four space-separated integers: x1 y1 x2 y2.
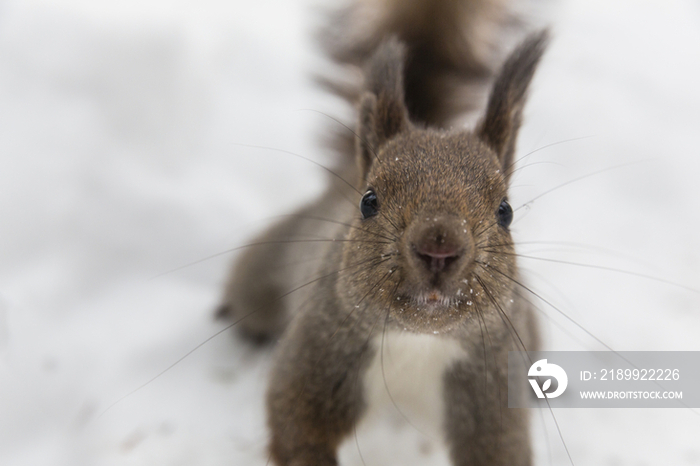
360 330 467 441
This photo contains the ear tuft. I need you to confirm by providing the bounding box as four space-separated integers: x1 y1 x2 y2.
365 36 409 143
477 30 549 176
358 92 379 177
357 37 410 179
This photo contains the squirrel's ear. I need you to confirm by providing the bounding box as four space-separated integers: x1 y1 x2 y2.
357 37 409 178
477 31 548 178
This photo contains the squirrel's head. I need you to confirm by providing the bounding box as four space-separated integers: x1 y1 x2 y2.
337 32 548 334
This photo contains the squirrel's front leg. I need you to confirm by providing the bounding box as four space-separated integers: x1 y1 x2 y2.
265 309 374 466
443 357 533 466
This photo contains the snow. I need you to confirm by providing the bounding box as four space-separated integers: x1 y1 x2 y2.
0 0 699 465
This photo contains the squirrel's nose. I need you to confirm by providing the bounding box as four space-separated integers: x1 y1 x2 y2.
408 215 473 276
414 242 461 273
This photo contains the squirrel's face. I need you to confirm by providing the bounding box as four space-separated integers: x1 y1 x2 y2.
339 130 518 333
336 32 547 333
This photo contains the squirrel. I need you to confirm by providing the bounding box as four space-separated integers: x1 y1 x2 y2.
217 0 547 464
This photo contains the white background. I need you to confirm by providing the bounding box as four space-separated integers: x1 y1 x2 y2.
1 0 699 465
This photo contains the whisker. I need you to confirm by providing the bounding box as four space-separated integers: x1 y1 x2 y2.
513 159 650 214
100 254 391 418
267 263 395 466
290 213 398 242
351 284 397 466
476 260 614 352
262 252 333 272
479 240 657 269
510 284 593 350
474 159 653 244
151 238 392 279
474 272 575 466
382 212 402 235
480 261 700 418
537 401 554 466
232 142 363 196
474 275 529 353
473 304 489 394
505 135 595 172
289 266 397 410
474 301 501 424
504 160 563 179
380 282 435 440
237 212 399 243
479 251 700 295
296 108 383 164
473 217 500 242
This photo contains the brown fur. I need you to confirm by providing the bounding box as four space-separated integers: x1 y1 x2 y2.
316 0 516 168
219 1 548 464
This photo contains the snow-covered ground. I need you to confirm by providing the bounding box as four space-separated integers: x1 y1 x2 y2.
1 0 699 465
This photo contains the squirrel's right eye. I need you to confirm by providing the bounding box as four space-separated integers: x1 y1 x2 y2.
360 189 379 219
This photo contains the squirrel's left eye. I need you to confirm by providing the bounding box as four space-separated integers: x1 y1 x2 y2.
497 199 513 229
360 189 379 219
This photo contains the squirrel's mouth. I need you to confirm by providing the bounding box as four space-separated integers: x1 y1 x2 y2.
415 290 454 307
401 285 475 312
390 288 470 334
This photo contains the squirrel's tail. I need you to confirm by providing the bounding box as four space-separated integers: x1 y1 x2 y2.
318 0 518 145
